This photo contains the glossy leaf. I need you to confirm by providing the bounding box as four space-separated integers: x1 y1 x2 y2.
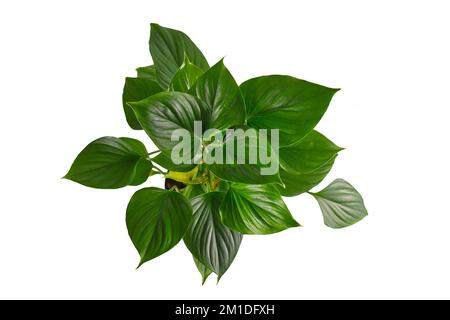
309 179 368 228
184 192 242 278
193 256 212 285
136 65 157 81
240 75 339 146
279 130 342 174
279 155 337 197
152 152 197 172
122 77 163 130
64 137 152 189
190 59 245 129
126 187 192 266
150 23 209 88
220 183 300 234
169 56 204 92
128 91 209 155
207 128 283 185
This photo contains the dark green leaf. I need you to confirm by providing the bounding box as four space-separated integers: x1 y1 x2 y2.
150 23 209 88
279 130 342 174
279 155 337 197
240 75 339 146
193 256 212 285
126 187 192 266
136 65 157 81
128 91 209 157
190 59 245 129
220 183 300 234
309 179 368 228
183 184 205 200
206 128 283 185
184 192 242 278
64 137 152 189
122 77 163 130
169 56 204 92
152 152 197 172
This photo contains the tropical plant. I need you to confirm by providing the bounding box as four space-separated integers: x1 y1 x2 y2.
64 23 368 283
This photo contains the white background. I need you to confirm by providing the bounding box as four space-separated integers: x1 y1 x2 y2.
1 0 449 299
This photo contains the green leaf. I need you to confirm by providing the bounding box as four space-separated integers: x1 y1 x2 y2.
64 137 152 189
190 59 245 129
152 152 197 172
122 77 163 130
193 256 212 285
240 75 339 146
220 183 300 234
150 23 209 89
136 65 157 81
207 128 283 185
126 187 192 266
183 184 205 200
279 155 337 197
279 130 342 174
169 56 204 92
128 91 209 156
184 192 242 278
309 179 368 228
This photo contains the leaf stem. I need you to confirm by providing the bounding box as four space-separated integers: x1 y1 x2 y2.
147 150 161 156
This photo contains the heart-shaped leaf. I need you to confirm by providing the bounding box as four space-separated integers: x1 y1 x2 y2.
64 137 152 189
240 75 339 146
126 187 192 266
309 179 368 228
150 23 209 88
193 256 212 285
169 56 204 92
122 77 163 130
128 91 210 157
184 192 242 278
220 183 300 234
190 59 245 129
279 155 337 197
136 65 157 81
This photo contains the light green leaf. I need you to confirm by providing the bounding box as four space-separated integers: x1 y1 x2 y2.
184 192 242 278
193 256 212 285
126 187 192 266
150 23 209 88
136 65 157 81
240 75 339 146
190 59 245 129
64 137 152 189
122 77 163 130
279 155 337 197
220 183 300 234
183 184 205 200
169 56 204 92
309 179 368 228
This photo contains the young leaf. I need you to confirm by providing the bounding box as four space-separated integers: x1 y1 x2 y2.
169 56 204 92
279 130 342 174
193 256 212 285
64 137 152 189
279 155 337 197
309 179 368 228
184 192 242 278
150 23 209 88
220 183 300 234
122 77 163 130
183 184 205 200
136 65 157 81
128 91 209 155
190 59 245 129
126 187 192 266
240 75 339 146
